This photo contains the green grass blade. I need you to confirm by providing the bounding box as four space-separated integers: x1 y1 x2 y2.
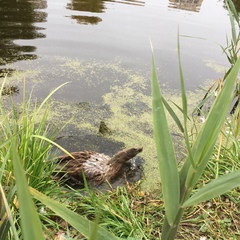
185 57 240 187
177 33 195 170
0 217 10 240
177 33 187 121
0 185 19 240
30 187 120 240
162 97 184 133
11 140 44 240
183 170 240 207
151 51 179 225
35 82 70 115
228 6 237 44
227 0 240 29
32 135 75 159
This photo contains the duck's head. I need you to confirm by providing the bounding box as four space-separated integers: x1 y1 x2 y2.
110 147 143 164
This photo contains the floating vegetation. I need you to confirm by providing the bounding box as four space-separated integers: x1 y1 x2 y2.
4 56 206 190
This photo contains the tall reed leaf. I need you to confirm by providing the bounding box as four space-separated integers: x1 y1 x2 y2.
177 33 195 169
10 140 44 240
162 98 184 133
30 187 120 240
151 52 179 225
183 170 240 207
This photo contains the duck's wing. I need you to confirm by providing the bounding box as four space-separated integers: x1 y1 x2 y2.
57 151 96 164
53 151 96 186
54 151 111 186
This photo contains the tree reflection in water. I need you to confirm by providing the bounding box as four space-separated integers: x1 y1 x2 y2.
0 0 47 77
168 0 203 12
66 0 145 25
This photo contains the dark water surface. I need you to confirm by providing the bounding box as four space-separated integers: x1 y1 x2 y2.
0 0 238 188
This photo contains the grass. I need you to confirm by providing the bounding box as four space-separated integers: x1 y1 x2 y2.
0 78 118 240
0 77 67 239
33 175 240 239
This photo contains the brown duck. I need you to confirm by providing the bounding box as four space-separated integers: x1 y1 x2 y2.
54 147 143 186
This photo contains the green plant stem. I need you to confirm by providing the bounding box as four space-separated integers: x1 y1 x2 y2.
161 186 191 239
161 208 184 240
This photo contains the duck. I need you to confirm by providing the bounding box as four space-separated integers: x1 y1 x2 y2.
54 147 143 186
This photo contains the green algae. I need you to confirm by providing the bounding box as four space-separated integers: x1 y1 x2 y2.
2 56 208 191
204 59 227 73
47 70 203 191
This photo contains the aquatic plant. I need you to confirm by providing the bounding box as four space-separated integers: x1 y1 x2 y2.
151 1 240 238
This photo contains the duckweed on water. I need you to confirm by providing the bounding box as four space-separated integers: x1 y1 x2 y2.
3 56 211 190
204 59 227 74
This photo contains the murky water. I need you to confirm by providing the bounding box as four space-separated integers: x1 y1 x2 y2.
0 0 238 190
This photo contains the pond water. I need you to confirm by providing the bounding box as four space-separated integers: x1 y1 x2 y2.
0 0 238 190
1 0 236 91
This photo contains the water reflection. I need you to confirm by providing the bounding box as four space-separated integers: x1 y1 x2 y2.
67 0 144 25
66 0 109 13
168 0 203 12
114 0 145 7
71 15 102 25
0 0 47 76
